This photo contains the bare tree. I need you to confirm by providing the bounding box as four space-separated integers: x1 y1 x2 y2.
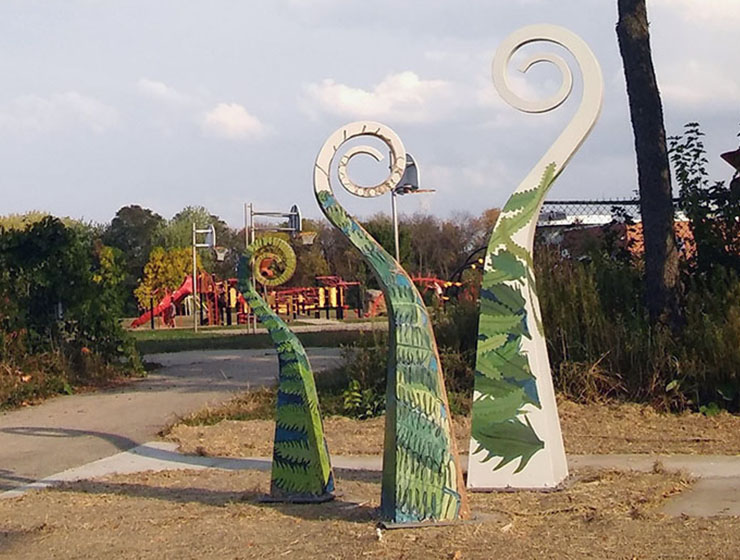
616 0 680 327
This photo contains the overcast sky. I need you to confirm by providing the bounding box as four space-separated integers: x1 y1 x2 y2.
0 0 737 228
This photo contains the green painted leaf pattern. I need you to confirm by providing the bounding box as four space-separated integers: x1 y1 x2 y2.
316 189 467 523
471 163 557 474
238 242 334 500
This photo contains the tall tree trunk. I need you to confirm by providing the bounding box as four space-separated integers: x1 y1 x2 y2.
616 0 680 327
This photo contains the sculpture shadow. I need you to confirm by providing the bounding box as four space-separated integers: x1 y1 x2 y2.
1 427 268 491
1 426 140 452
45 468 380 524
0 469 35 492
3 426 380 523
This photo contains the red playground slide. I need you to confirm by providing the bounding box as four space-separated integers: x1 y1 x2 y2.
130 276 194 329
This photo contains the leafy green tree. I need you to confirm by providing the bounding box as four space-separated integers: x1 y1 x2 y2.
361 213 412 266
0 211 55 230
92 242 127 317
670 122 740 273
103 205 165 314
134 247 198 309
287 221 330 286
0 217 133 361
316 221 369 284
158 206 214 248
158 206 242 279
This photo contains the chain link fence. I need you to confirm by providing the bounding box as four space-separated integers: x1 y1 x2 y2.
538 199 695 258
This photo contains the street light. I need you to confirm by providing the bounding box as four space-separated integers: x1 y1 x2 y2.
391 153 435 262
192 223 216 332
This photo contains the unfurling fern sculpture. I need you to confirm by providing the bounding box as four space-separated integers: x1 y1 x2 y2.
237 235 334 502
467 25 604 490
314 122 469 524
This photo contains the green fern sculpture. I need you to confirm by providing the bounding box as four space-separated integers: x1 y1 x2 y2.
471 164 558 474
237 236 334 501
316 189 469 523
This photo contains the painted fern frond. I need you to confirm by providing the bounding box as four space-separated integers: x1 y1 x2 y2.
237 252 333 501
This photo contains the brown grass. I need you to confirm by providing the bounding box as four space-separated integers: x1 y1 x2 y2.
164 392 740 458
168 415 471 457
558 398 740 455
1 467 730 560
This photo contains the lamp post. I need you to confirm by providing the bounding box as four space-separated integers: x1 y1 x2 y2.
192 223 216 332
391 153 435 262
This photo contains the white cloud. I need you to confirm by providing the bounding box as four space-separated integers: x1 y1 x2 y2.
0 91 118 134
304 71 457 124
652 0 740 25
426 159 514 192
661 59 740 108
201 102 267 140
136 78 195 106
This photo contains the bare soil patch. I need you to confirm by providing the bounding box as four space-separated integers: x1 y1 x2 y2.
3 466 734 560
165 395 740 458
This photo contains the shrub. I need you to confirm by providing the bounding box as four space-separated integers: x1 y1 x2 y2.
0 217 140 408
335 330 387 419
332 303 478 419
536 241 740 411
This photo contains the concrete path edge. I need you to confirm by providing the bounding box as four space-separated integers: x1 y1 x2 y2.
3 443 739 517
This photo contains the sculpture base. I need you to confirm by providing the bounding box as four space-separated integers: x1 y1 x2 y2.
379 512 502 530
467 479 569 493
258 492 337 504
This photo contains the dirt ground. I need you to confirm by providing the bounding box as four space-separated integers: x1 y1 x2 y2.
4 397 740 558
5 466 738 560
166 398 740 458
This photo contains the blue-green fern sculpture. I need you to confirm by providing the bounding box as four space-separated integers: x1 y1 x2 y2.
313 122 469 524
237 235 334 501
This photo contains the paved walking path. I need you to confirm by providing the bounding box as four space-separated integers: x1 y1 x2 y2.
2 346 739 517
3 441 739 517
0 348 341 492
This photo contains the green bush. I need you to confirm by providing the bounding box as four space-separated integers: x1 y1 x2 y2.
331 306 478 419
329 244 740 415
536 243 740 411
530 122 740 411
0 217 141 408
335 330 387 419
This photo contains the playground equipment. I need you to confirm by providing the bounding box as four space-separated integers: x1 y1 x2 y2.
315 121 469 525
238 235 334 502
130 270 367 329
130 273 250 329
364 276 462 319
130 276 194 329
467 25 603 490
272 276 362 319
